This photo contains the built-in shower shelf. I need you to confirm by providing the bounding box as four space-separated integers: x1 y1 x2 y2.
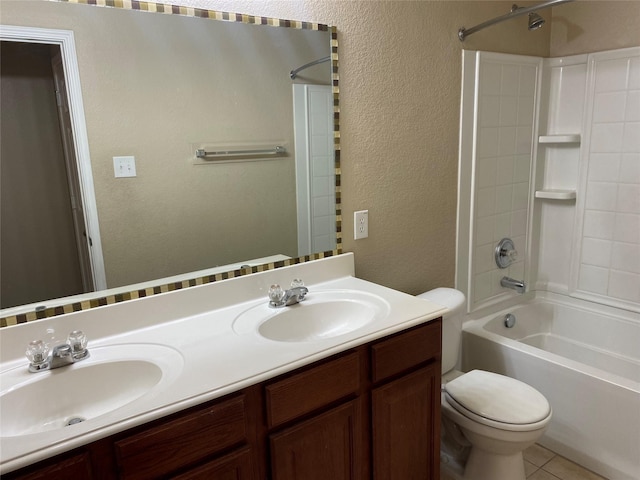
535 189 577 200
538 134 581 144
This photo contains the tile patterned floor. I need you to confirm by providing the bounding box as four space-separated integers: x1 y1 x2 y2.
441 444 607 480
524 444 607 480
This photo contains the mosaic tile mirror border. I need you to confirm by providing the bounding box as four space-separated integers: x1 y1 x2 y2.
1 0 341 327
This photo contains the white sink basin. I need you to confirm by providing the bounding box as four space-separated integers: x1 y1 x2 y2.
233 290 390 342
0 344 183 437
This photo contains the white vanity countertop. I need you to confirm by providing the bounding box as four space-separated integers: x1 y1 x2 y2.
0 253 446 473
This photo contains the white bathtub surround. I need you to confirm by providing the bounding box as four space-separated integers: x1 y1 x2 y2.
537 47 640 310
576 49 640 304
458 51 541 312
461 292 640 480
0 253 446 473
458 46 640 314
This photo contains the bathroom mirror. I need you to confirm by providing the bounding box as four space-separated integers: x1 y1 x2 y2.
0 0 340 325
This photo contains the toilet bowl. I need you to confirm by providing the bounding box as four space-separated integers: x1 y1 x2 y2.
418 288 551 480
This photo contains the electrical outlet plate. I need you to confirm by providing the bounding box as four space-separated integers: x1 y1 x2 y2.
354 210 368 240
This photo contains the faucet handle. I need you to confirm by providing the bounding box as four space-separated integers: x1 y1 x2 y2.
268 284 285 305
67 330 89 359
26 340 50 368
290 279 307 301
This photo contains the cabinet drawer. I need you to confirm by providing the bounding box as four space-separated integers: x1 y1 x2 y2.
4 452 93 480
371 319 441 383
265 351 361 428
172 447 256 480
114 394 248 479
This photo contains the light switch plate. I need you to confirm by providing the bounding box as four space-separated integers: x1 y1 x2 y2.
354 210 368 240
113 156 137 178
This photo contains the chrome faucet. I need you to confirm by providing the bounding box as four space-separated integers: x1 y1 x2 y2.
268 279 309 308
49 343 75 369
26 330 90 373
500 276 526 294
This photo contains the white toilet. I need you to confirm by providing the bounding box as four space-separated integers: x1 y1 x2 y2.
418 288 552 480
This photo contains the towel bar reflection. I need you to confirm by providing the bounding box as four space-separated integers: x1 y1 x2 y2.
195 146 286 159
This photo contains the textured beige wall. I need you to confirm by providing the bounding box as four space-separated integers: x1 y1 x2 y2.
189 0 637 295
178 0 552 294
551 1 640 57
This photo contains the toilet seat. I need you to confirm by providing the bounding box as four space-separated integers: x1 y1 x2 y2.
444 370 551 432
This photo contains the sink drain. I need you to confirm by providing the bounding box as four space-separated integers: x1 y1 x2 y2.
65 416 86 426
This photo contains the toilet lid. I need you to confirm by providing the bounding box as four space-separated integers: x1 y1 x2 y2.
444 370 550 425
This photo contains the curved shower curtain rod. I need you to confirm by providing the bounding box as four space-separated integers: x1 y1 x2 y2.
458 0 574 41
290 55 331 80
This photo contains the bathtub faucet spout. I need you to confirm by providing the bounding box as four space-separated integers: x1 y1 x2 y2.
500 276 526 294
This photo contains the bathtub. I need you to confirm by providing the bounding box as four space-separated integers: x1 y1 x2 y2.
461 292 640 480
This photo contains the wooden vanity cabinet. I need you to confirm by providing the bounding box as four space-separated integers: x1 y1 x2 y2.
270 400 363 480
3 319 441 480
0 451 94 480
372 366 440 480
370 320 442 480
264 320 442 480
265 351 367 480
112 391 261 479
170 447 256 480
2 390 263 480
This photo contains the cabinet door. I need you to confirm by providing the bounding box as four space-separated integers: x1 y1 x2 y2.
372 365 440 480
270 400 362 480
265 351 361 429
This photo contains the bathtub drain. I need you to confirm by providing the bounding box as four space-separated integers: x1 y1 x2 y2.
504 313 516 328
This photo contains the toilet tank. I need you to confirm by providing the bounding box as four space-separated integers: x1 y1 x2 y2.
417 288 466 374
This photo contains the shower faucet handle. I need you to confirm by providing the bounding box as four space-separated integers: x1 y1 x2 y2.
495 238 518 269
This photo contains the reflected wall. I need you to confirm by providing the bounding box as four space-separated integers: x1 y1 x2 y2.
1 0 331 289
